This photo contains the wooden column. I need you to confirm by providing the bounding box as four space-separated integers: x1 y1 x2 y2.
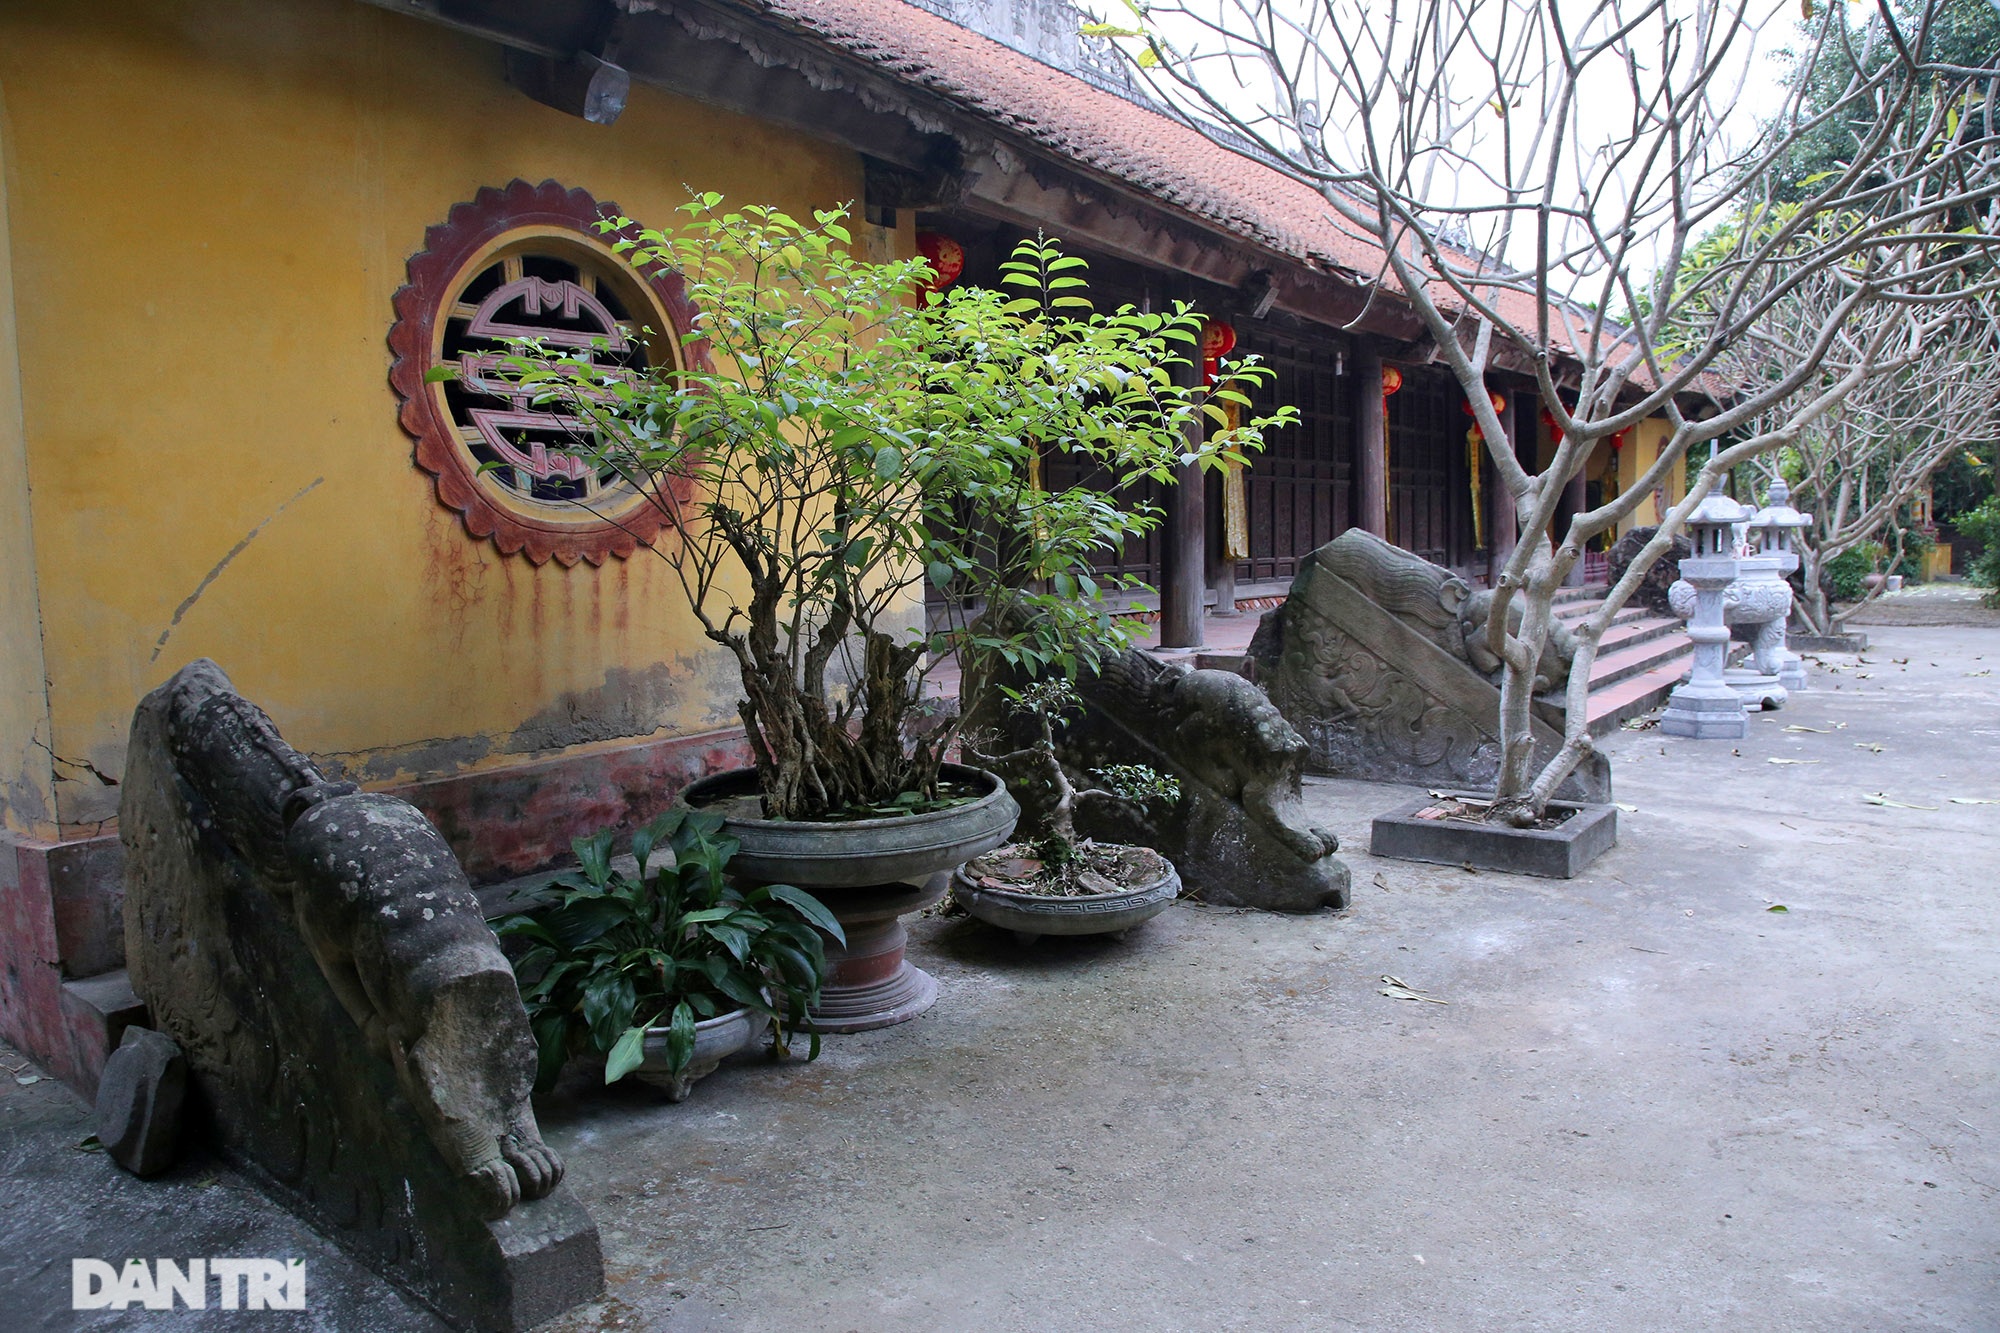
1561 468 1589 587
1160 351 1207 648
1487 391 1529 585
1355 345 1388 538
1207 469 1238 615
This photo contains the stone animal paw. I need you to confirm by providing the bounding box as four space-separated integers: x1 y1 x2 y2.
467 1157 522 1219
501 1134 565 1199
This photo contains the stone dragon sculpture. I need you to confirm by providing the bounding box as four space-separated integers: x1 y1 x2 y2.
125 659 562 1219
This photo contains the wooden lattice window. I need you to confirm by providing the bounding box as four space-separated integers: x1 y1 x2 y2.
389 179 701 566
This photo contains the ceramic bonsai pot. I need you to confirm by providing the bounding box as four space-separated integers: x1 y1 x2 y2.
679 764 1020 1032
632 1008 772 1102
951 846 1180 945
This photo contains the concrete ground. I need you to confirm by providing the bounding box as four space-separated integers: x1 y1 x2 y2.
4 623 1996 1331
1843 581 2000 629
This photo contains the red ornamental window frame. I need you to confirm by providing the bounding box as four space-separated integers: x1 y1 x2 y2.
389 179 704 566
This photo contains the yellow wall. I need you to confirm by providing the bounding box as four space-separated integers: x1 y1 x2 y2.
1615 417 1686 540
0 0 874 831
0 72 57 836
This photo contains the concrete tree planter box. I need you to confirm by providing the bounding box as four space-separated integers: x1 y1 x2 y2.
1791 632 1869 653
1370 794 1617 879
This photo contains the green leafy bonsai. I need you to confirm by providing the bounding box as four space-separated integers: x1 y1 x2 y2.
965 678 1182 896
496 807 844 1090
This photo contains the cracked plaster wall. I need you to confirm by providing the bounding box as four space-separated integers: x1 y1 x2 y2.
0 73 57 838
0 0 900 831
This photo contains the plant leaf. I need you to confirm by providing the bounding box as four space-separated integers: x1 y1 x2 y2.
762 883 847 944
605 1024 648 1084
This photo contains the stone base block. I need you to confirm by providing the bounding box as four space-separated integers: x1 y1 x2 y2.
1660 683 1748 740
1370 795 1618 879
59 971 149 1100
1724 669 1787 710
95 1026 186 1177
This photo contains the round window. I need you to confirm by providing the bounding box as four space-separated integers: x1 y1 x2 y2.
391 180 700 566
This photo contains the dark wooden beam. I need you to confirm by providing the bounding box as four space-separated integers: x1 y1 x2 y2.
1160 349 1207 649
505 49 630 123
1354 345 1388 539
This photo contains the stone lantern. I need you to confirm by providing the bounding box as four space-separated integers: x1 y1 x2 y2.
1746 478 1812 693
1661 491 1753 739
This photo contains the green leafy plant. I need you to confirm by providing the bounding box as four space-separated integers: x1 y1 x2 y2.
478 198 1291 822
888 235 1294 712
1956 495 2000 606
1890 526 1935 581
1822 542 1886 602
968 678 1180 891
496 808 844 1090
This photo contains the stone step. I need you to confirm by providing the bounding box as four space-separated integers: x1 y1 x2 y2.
1551 583 1608 606
1585 653 1695 735
1554 600 1651 632
56 969 148 1100
1596 614 1684 655
1586 626 1694 690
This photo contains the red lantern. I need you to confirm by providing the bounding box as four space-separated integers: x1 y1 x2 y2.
1201 320 1238 383
1381 365 1404 397
1460 390 1507 416
915 232 964 292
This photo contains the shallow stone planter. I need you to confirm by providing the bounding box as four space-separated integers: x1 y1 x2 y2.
631 1008 771 1102
1370 794 1617 879
680 765 1020 1032
951 846 1180 945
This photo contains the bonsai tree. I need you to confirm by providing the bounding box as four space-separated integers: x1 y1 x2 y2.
964 677 1182 894
887 233 1293 720
496 807 844 1091
486 198 1292 820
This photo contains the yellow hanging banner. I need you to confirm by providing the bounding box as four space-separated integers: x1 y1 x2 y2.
1220 402 1250 562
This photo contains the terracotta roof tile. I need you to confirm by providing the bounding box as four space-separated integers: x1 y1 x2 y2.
755 0 1393 280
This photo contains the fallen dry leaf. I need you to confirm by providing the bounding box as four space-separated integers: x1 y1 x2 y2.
1783 724 1834 734
1379 975 1449 1005
1855 742 1886 753
1862 792 1938 810
1949 796 2000 806
1767 758 1822 765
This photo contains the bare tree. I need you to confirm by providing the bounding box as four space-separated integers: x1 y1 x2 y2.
1720 283 2000 634
1104 0 2000 820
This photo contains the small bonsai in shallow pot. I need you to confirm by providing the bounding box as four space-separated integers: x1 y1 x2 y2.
954 679 1184 945
496 807 844 1101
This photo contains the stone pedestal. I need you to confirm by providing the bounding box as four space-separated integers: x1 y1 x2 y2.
1720 553 1791 710
1750 479 1812 698
808 875 947 1033
1662 504 1750 740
